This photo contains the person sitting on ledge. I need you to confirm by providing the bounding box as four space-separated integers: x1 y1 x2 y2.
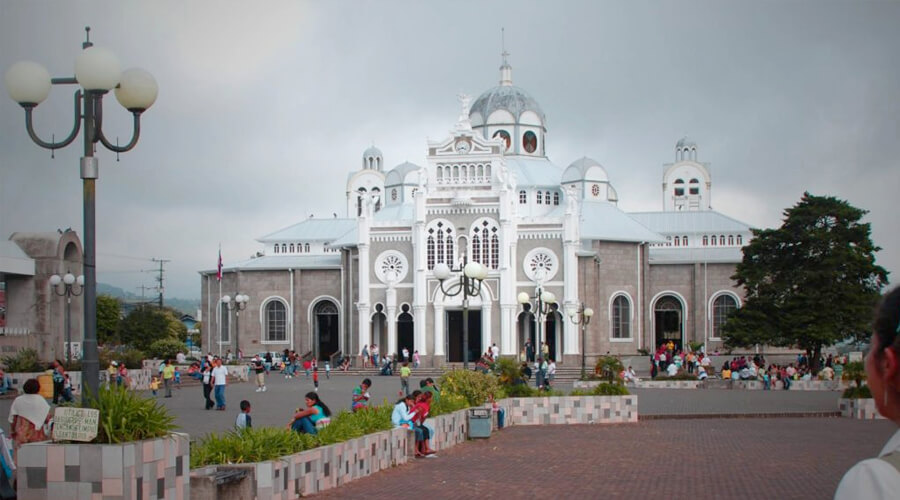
289 392 331 434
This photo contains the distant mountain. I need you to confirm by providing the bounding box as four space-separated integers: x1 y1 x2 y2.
97 282 199 317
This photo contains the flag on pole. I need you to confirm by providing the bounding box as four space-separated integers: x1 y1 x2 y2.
216 246 223 281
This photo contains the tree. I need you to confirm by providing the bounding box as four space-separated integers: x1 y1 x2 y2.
119 306 186 351
723 193 888 372
96 295 122 344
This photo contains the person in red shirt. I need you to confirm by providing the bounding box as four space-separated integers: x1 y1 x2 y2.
410 391 436 456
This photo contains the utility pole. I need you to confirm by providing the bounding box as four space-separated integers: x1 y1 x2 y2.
135 284 154 302
151 258 170 309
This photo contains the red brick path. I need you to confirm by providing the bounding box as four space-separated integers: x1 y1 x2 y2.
318 418 895 499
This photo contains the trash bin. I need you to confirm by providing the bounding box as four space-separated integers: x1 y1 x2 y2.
468 408 492 439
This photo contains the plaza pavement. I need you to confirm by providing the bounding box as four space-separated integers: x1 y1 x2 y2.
317 418 896 499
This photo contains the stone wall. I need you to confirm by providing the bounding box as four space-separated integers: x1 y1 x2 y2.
839 398 884 419
16 432 190 500
507 395 639 425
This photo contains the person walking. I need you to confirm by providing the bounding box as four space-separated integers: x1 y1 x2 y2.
201 363 214 410
162 359 176 398
212 358 228 411
361 344 369 368
400 362 411 397
525 340 534 363
251 354 266 392
836 286 900 499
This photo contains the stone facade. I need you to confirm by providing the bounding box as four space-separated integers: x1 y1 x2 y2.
16 432 190 500
839 398 884 419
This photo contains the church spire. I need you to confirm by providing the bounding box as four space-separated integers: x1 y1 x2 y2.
499 28 512 86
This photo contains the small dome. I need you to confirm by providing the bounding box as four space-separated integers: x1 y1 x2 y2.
675 136 697 149
363 145 382 158
385 162 422 187
562 156 609 183
362 145 383 171
469 85 545 126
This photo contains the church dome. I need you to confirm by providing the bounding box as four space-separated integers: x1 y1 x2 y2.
562 157 609 183
674 136 698 162
362 145 383 171
384 161 422 187
675 136 697 149
469 85 545 126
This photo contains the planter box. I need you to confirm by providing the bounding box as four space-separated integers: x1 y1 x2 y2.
574 379 699 390
839 398 884 419
507 395 638 425
16 432 190 500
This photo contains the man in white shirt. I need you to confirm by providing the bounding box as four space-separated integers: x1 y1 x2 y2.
211 358 229 411
491 343 500 361
667 362 679 377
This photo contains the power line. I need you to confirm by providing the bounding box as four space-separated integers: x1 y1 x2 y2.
151 258 171 309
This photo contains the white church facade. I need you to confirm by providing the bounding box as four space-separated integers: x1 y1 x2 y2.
200 57 753 367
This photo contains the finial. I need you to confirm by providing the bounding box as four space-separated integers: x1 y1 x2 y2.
499 28 513 86
83 26 93 49
501 28 509 65
455 92 473 131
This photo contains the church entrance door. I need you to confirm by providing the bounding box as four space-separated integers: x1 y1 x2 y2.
397 309 414 355
314 301 339 361
446 310 481 363
654 295 683 352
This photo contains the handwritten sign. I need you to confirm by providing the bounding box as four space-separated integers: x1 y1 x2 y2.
52 407 100 442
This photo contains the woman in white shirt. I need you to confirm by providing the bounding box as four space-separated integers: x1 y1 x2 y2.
835 287 900 499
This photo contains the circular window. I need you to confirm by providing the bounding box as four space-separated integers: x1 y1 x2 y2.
375 251 408 284
523 248 558 283
591 184 600 197
493 130 511 151
522 131 537 153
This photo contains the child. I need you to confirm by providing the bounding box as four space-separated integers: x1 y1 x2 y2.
174 367 181 385
150 376 160 396
235 400 252 429
303 359 312 378
324 361 331 379
313 367 319 392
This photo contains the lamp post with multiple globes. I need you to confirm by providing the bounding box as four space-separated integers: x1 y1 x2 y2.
5 27 158 403
50 273 85 366
567 302 594 380
517 285 557 389
221 294 250 358
433 257 488 370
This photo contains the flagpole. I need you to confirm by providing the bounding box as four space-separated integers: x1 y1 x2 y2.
217 244 223 358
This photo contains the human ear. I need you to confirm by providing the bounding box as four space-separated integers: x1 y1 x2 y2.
883 346 899 384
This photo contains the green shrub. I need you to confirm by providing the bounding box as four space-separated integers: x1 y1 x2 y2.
99 346 146 369
569 389 593 396
191 427 317 468
438 369 503 406
492 357 522 386
147 338 186 361
90 385 178 444
504 383 539 398
842 361 866 387
430 393 470 416
637 348 650 356
1 348 43 372
842 385 872 399
688 341 704 353
590 382 630 396
594 356 624 383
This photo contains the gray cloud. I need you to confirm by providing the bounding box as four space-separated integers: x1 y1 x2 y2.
2 0 898 300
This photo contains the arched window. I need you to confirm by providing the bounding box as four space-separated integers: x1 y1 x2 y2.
553 192 560 205
471 234 481 264
728 235 734 245
674 236 680 247
536 191 543 204
427 220 455 269
305 243 310 253
719 235 725 246
274 245 279 254
612 295 631 339
737 235 743 245
493 130 511 151
289 244 295 253
712 294 738 338
281 244 287 253
674 178 685 197
710 235 717 246
703 235 708 246
519 190 527 204
544 192 551 205
683 235 689 246
491 233 499 269
264 300 287 342
689 178 700 195
427 236 435 269
471 218 499 269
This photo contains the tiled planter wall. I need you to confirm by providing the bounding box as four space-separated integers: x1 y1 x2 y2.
508 396 638 425
16 432 190 500
574 379 700 390
839 398 884 419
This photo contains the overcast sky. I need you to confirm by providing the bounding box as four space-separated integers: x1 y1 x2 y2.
2 0 898 302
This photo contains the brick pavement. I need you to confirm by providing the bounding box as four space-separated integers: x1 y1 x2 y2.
317 418 895 500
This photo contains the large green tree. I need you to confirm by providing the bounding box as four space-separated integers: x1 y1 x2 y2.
96 294 122 345
723 193 888 371
119 306 187 351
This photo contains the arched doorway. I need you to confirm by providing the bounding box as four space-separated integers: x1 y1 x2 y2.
314 301 339 361
371 304 388 355
517 309 535 361
446 310 481 363
654 295 684 352
397 304 414 355
545 307 563 362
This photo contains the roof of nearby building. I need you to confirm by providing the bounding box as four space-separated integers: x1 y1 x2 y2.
200 254 343 274
0 239 34 276
579 202 667 243
470 84 545 124
257 218 357 243
505 157 564 187
384 162 422 187
628 211 753 234
374 203 416 222
647 246 743 264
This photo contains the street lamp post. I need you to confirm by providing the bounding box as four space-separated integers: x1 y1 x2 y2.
433 256 488 370
517 285 557 389
567 302 594 380
50 272 85 366
221 294 249 359
5 27 158 404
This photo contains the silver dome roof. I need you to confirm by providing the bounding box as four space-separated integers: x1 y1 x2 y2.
469 85 545 125
676 136 697 149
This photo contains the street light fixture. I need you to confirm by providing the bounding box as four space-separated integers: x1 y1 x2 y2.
517 283 557 389
434 256 488 370
50 273 85 366
221 294 249 358
5 27 157 404
567 302 594 380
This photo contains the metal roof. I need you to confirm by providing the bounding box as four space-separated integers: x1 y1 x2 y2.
647 246 743 264
505 157 564 187
579 202 667 243
257 218 357 243
470 85 545 124
200 254 343 274
628 211 752 235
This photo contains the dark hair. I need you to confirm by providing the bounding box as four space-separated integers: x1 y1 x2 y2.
304 391 331 417
361 378 372 388
419 380 427 388
22 378 40 394
425 377 434 384
411 390 422 399
240 400 251 412
873 286 900 354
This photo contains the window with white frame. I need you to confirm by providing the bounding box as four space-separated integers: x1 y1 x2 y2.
611 294 631 339
470 218 499 269
265 300 287 342
426 220 455 270
712 294 738 338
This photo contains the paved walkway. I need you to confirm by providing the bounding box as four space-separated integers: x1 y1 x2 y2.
632 388 841 416
318 418 896 499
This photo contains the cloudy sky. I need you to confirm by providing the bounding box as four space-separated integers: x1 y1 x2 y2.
2 0 898 301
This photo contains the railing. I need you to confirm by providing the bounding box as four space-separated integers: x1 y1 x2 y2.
0 327 31 336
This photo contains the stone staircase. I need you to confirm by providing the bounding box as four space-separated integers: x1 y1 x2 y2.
327 363 588 383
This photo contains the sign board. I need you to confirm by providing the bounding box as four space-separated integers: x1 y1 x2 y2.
52 407 100 442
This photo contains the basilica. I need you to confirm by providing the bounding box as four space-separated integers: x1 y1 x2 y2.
200 56 753 367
